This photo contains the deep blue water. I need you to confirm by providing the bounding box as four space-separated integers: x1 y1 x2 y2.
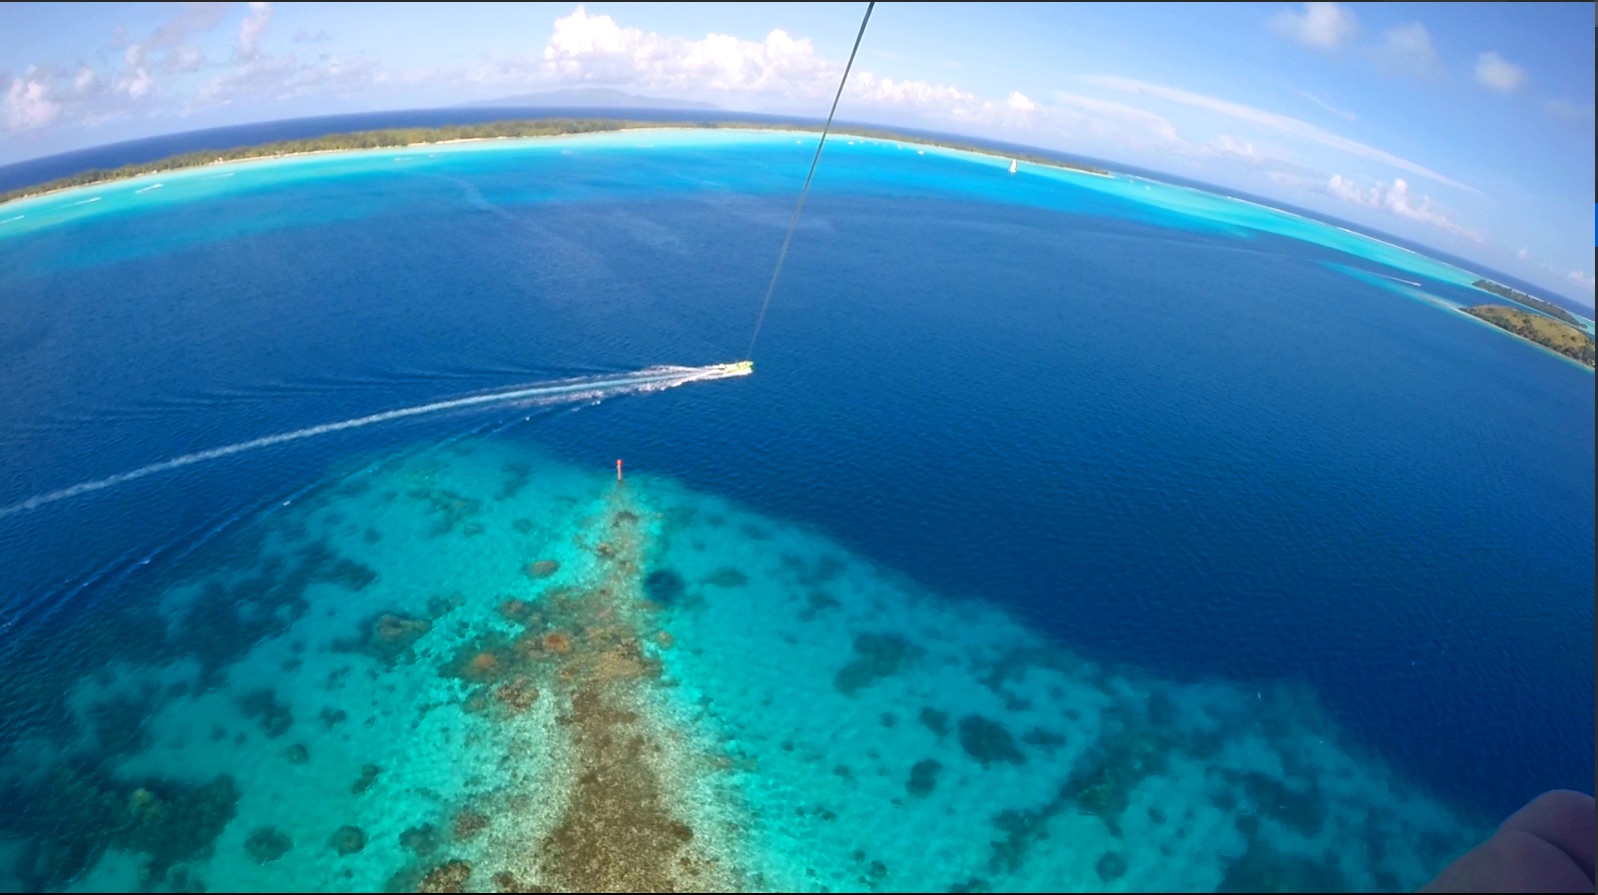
0 123 1592 843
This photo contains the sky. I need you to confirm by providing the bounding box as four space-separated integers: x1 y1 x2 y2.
2 1 1594 304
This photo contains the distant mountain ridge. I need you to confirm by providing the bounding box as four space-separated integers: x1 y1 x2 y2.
456 88 720 111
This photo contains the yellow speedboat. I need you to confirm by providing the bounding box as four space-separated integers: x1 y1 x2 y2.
712 360 755 376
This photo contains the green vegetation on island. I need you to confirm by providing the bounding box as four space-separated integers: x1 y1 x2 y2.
1463 304 1596 367
0 117 1110 208
1471 279 1584 327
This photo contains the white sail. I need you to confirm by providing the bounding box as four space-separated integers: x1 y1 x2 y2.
1008 158 1018 174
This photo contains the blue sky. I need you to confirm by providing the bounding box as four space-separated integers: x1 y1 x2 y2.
2 2 1594 303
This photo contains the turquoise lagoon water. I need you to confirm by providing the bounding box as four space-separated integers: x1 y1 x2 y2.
0 127 1591 892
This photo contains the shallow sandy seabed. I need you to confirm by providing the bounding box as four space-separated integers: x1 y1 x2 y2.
1 437 1487 893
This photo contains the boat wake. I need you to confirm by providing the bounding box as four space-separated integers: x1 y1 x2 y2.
0 363 751 521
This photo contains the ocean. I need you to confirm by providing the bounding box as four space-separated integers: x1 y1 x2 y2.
0 119 1591 893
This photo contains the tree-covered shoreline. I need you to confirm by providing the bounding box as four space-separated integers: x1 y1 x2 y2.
1470 278 1584 327
1463 304 1596 367
0 118 1111 208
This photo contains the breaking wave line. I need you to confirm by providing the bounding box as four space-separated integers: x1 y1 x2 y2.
0 363 747 520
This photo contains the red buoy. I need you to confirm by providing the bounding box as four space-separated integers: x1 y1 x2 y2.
616 459 623 482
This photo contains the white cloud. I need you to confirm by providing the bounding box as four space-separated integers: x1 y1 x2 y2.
1570 270 1596 293
1086 74 1475 193
239 2 274 61
160 46 207 74
1268 2 1359 51
72 68 97 93
1544 98 1595 121
1050 90 1181 146
1267 169 1317 190
1475 51 1527 94
1324 173 1480 241
4 71 61 131
849 71 978 110
1298 90 1356 122
542 5 835 98
118 67 155 99
147 2 230 49
1208 134 1265 163
535 3 1026 129
1517 247 1531 261
1370 23 1444 81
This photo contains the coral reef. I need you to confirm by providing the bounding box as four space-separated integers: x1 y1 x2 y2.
701 567 748 588
453 810 489 841
244 826 292 863
906 759 943 798
493 677 539 714
330 825 367 856
400 824 442 857
1215 768 1327 837
526 560 560 579
1218 837 1348 893
957 715 1025 768
238 688 294 738
497 599 539 624
439 634 516 685
410 487 484 537
337 611 434 666
542 632 572 655
497 462 532 501
1020 727 1065 755
1096 851 1128 883
417 859 472 893
834 632 922 695
4 764 241 890
352 763 382 795
643 568 686 605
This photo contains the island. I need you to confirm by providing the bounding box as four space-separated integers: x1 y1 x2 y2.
1463 304 1596 368
1471 279 1584 328
0 118 1110 208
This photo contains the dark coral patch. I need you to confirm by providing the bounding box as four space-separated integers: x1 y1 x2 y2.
907 759 943 798
702 567 748 588
244 826 292 863
1096 852 1128 883
454 810 488 841
494 678 539 714
351 763 381 795
834 632 921 695
341 612 432 665
329 825 366 856
400 824 441 857
958 715 1024 768
643 568 686 605
238 689 293 739
1021 727 1066 754
417 859 471 893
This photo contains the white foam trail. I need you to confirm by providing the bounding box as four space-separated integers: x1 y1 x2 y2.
135 183 164 194
0 215 21 225
0 364 748 520
66 197 101 207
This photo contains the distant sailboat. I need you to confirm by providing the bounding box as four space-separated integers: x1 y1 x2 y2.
1008 158 1018 174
